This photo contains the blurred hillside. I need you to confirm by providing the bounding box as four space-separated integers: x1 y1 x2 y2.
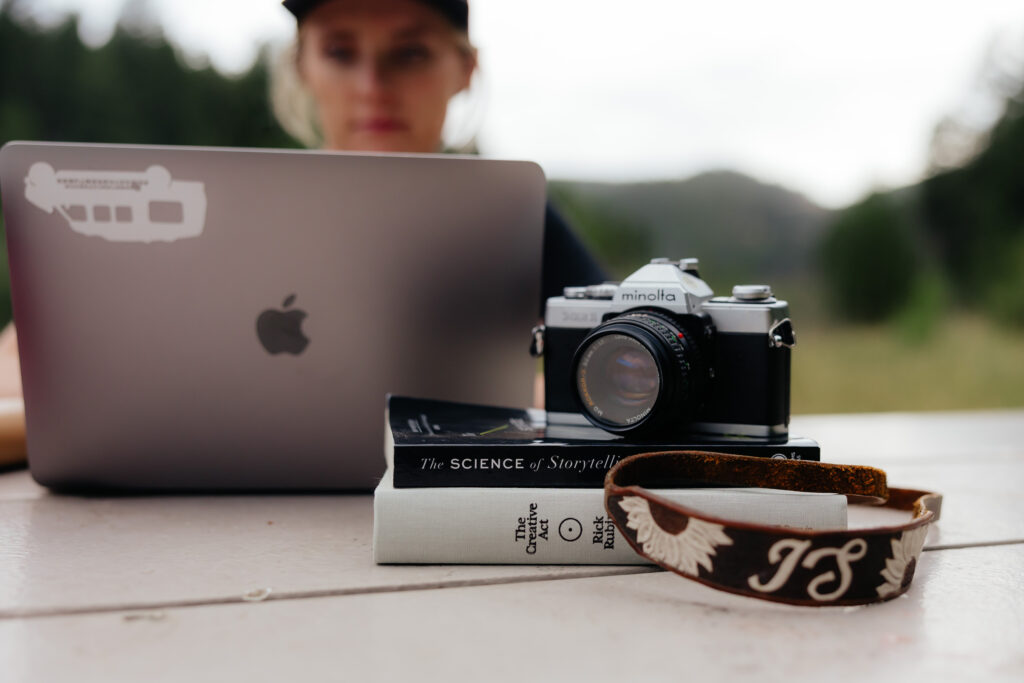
551 171 830 296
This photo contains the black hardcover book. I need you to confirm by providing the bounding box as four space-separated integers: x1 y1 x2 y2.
386 395 819 488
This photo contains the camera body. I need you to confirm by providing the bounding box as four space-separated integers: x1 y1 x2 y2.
539 258 795 441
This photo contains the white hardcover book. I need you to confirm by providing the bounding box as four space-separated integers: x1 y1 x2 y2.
373 469 848 564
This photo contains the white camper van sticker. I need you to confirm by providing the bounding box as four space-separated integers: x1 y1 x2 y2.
23 162 207 243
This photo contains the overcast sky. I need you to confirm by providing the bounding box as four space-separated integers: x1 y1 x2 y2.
22 0 1024 207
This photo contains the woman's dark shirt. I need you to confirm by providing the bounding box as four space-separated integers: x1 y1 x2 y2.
541 203 608 313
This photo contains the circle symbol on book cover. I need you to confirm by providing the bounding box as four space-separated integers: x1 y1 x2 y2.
559 518 583 542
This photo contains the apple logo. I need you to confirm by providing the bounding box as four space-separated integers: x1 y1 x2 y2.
256 294 309 355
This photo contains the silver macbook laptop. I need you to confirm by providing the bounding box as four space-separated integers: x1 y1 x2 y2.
0 142 545 490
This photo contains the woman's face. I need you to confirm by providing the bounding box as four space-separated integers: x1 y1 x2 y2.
298 0 475 153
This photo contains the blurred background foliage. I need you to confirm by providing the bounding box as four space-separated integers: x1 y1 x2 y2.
1 1 1023 412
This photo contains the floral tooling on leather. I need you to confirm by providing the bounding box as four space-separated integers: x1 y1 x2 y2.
618 496 732 574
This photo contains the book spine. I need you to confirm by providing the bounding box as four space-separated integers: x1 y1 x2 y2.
392 442 819 488
373 485 846 564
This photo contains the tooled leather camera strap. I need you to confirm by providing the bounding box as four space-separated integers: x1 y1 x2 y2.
604 451 943 606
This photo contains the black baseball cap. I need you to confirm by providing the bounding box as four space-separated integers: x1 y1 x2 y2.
282 0 469 31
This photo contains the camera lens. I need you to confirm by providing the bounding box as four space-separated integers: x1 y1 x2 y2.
572 311 707 437
575 334 659 427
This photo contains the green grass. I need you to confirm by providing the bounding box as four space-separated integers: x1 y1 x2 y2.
791 314 1024 414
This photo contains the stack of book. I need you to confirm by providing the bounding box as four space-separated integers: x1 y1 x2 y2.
373 396 846 564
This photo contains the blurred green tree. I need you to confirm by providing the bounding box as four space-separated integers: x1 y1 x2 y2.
0 3 296 326
818 193 921 322
921 58 1024 326
0 6 294 148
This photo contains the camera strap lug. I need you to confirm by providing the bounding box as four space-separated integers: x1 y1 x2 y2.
768 318 796 349
530 325 546 358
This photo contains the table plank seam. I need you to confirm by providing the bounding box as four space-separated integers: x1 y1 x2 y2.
0 566 660 621
5 538 1024 621
2 541 1022 621
923 538 1024 551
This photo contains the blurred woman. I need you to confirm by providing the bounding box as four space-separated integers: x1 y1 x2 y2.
277 0 476 154
275 0 606 303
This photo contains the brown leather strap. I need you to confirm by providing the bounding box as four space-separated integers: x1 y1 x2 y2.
604 451 943 607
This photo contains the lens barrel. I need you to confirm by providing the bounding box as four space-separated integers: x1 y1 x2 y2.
571 311 707 438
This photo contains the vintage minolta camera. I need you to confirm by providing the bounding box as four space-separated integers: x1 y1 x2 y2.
533 258 796 441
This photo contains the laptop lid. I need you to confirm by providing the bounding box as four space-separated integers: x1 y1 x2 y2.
0 142 544 490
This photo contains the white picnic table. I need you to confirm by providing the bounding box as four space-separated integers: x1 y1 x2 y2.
1 409 1022 681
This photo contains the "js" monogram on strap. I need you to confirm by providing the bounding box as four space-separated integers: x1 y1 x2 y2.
604 451 943 607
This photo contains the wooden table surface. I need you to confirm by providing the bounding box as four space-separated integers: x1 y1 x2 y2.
1 410 1022 682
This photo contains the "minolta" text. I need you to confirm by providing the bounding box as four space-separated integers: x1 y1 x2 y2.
619 289 678 302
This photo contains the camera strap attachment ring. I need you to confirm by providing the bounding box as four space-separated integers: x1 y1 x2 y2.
529 325 545 358
769 318 796 349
